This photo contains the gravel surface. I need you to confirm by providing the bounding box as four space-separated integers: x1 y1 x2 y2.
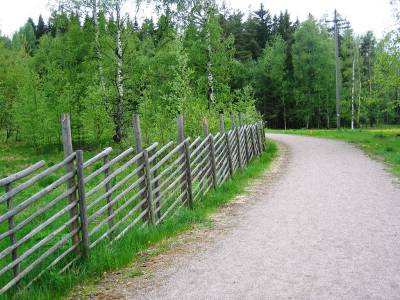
125 134 400 299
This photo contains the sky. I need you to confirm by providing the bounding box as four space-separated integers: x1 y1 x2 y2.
0 0 396 38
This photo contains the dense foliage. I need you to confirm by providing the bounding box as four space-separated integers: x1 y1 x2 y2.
0 0 399 150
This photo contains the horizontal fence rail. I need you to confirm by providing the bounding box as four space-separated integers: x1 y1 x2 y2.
0 112 266 295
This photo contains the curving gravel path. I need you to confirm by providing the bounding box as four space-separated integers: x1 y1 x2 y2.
126 134 400 299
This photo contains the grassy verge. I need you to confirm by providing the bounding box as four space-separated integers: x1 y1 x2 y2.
5 141 277 300
270 129 400 176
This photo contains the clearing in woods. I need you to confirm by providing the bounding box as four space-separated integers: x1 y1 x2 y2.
70 134 400 299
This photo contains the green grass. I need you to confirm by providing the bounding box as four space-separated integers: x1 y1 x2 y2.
2 142 277 300
270 128 400 176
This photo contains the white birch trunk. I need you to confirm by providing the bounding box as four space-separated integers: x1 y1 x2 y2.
206 10 215 109
114 0 124 142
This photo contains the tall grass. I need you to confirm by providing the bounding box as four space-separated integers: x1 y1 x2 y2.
3 142 277 300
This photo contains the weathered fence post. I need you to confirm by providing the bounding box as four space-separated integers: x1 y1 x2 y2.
61 113 81 253
225 133 234 177
5 183 19 277
251 125 259 156
103 153 114 237
257 122 264 153
133 114 148 221
232 113 243 169
143 149 155 225
183 140 193 208
260 121 266 151
177 114 188 202
209 135 218 189
76 150 90 255
150 146 161 219
202 118 212 187
240 112 250 164
249 117 257 157
204 118 217 189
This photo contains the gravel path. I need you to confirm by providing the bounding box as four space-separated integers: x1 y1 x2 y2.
126 134 400 299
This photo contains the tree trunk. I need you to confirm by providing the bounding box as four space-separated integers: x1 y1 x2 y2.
113 1 125 143
206 11 215 109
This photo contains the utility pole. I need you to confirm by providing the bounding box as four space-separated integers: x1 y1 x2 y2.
351 57 355 130
327 9 349 129
334 9 341 129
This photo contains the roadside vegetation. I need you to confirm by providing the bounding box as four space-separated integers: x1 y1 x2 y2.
271 129 400 176
2 142 276 300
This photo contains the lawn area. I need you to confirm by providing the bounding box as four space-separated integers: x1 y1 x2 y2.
269 129 400 177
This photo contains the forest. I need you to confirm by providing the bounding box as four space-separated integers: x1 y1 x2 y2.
0 0 399 151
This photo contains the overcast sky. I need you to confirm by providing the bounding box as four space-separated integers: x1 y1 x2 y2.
0 0 396 38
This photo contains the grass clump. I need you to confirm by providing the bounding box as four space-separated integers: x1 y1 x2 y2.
3 142 277 300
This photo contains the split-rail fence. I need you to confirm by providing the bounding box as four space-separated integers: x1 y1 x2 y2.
0 112 266 295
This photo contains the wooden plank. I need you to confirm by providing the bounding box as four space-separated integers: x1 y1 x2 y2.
83 147 112 169
150 146 161 219
201 118 210 192
89 187 146 236
177 114 187 200
88 176 145 223
84 147 135 183
76 150 90 255
0 200 78 261
189 137 201 150
25 242 80 290
149 141 174 164
191 153 210 179
240 114 250 164
5 183 19 278
0 170 75 224
0 225 80 295
153 172 186 204
0 186 75 242
145 142 158 153
150 138 189 173
143 150 155 225
209 134 217 189
225 133 234 177
0 214 79 278
133 113 148 220
192 161 211 183
156 190 187 225
190 135 209 159
103 153 114 237
0 153 75 204
184 140 193 208
86 164 144 209
0 161 46 187
86 155 143 198
234 117 243 168
151 153 185 186
61 113 81 251
112 203 148 242
190 140 209 167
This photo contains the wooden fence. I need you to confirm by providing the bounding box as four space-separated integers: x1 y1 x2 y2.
0 112 266 295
